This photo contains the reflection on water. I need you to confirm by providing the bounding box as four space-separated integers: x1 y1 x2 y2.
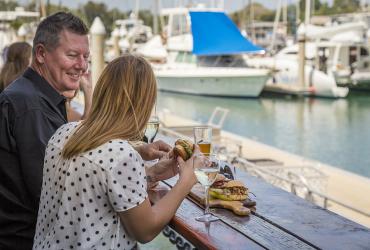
157 91 370 178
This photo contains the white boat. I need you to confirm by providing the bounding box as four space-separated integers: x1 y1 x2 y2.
245 21 370 98
106 12 152 54
141 8 270 98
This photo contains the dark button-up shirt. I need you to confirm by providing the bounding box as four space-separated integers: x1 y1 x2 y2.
0 67 67 249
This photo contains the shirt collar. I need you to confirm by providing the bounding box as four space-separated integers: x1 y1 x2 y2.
23 67 66 107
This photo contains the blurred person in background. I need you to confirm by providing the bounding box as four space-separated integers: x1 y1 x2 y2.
0 42 32 92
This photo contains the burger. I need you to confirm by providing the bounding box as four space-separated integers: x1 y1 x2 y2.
173 139 194 161
209 174 248 201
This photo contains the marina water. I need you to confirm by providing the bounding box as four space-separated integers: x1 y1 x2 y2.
157 91 370 178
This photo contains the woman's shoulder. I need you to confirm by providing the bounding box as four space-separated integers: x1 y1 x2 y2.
90 139 142 167
49 121 81 146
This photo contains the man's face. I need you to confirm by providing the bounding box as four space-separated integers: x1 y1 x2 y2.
42 29 89 93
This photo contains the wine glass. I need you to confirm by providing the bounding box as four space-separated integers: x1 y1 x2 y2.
193 153 220 222
193 126 212 154
144 116 160 143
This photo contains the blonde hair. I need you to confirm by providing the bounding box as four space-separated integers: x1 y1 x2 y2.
62 54 157 159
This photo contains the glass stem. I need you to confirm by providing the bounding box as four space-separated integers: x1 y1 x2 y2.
204 185 210 216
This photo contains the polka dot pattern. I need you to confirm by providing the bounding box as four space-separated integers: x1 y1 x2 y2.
33 122 147 249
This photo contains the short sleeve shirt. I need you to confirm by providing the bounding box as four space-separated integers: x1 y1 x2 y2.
33 122 148 250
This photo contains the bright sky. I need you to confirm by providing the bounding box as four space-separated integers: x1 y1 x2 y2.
17 0 335 13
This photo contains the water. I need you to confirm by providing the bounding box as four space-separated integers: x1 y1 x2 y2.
157 91 370 178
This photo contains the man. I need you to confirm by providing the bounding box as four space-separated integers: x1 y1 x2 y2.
0 12 177 249
0 12 90 249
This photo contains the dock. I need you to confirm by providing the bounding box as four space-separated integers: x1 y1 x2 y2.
159 111 370 228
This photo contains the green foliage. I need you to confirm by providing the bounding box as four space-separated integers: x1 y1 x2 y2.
332 0 360 13
231 2 275 27
231 0 362 30
0 1 18 11
138 10 153 29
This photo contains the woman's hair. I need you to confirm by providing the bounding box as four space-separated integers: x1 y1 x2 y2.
62 54 157 159
0 42 32 90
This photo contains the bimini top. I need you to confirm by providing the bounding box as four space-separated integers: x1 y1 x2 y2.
189 11 264 56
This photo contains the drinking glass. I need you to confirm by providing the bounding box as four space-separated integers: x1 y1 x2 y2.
144 116 160 143
193 153 220 222
193 126 212 154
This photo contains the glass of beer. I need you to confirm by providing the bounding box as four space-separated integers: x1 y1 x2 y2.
193 126 212 154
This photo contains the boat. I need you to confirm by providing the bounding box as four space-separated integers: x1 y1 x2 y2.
246 18 370 97
141 8 270 98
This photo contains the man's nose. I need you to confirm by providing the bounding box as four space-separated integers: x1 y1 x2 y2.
75 56 88 71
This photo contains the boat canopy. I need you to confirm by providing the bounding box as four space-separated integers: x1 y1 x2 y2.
189 11 264 56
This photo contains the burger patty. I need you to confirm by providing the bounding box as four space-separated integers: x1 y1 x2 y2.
212 187 247 195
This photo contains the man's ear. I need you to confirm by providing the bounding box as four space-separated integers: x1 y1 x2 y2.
34 44 47 64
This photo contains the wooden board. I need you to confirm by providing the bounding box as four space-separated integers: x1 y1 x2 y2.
189 184 251 216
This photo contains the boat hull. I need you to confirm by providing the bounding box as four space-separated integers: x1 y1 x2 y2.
247 57 349 98
155 71 269 98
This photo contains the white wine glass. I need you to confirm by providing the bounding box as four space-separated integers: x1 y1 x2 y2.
144 116 160 143
193 153 220 222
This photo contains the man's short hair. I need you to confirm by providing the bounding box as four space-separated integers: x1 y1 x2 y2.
33 12 89 55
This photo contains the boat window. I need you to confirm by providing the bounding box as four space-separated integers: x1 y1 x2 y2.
184 52 196 64
175 52 185 63
360 47 369 56
197 55 247 67
171 14 189 36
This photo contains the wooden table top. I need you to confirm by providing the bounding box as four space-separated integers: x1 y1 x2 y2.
149 174 370 249
149 134 370 249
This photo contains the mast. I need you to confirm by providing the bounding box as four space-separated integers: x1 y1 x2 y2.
153 0 159 35
305 0 311 25
271 0 282 53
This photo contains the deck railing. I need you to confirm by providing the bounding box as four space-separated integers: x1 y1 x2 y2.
159 127 370 218
231 157 370 218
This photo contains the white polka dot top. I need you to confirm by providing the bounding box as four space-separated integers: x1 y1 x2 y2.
33 122 147 250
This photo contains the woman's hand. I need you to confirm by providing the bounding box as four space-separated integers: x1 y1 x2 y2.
176 145 200 187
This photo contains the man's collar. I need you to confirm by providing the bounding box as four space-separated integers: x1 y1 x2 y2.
23 67 66 106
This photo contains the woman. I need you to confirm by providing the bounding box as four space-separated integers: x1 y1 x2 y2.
0 42 31 92
33 54 198 249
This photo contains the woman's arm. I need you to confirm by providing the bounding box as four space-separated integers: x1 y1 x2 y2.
118 153 198 243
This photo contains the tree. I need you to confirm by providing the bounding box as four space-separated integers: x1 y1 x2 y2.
0 1 18 11
230 2 275 28
332 0 360 13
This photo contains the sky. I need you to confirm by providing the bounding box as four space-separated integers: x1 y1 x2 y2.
17 0 335 13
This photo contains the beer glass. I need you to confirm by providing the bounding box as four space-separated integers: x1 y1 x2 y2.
193 126 212 154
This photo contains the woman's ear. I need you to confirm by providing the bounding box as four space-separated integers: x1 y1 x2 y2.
33 44 47 64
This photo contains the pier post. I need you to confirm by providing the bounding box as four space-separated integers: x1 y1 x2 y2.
17 24 27 42
298 26 306 89
112 28 121 59
90 17 106 89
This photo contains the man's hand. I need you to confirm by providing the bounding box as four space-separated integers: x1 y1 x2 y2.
136 140 172 161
